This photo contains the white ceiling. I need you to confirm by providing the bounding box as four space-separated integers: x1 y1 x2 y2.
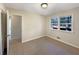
3 3 79 16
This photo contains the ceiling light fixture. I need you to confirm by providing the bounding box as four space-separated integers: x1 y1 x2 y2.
41 3 48 9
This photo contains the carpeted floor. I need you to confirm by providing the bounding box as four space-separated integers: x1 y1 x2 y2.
9 36 79 55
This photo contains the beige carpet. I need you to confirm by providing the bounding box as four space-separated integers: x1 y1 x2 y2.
9 36 79 55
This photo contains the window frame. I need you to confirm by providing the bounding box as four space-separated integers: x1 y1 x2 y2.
51 16 59 30
50 15 73 32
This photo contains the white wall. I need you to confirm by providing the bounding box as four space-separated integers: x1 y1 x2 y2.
46 7 79 48
8 9 46 43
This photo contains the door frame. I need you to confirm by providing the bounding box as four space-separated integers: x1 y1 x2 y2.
7 10 10 55
0 9 2 55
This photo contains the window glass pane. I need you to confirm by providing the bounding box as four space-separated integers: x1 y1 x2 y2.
51 17 58 29
60 16 72 23
52 23 58 26
66 16 72 23
53 27 58 29
60 28 66 30
51 18 58 23
60 16 72 31
67 24 71 28
66 27 71 31
66 24 71 31
60 23 66 27
60 17 66 23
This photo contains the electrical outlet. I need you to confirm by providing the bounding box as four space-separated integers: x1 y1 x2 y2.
57 36 60 39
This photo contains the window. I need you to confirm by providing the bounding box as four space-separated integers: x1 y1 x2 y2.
51 17 58 29
51 15 72 32
60 16 72 31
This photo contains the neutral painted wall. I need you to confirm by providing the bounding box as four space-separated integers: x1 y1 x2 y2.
8 9 46 43
46 7 79 48
11 15 22 41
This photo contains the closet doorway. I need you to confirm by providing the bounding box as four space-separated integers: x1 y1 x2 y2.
11 15 22 43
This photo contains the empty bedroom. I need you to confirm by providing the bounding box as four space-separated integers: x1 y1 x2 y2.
0 3 79 55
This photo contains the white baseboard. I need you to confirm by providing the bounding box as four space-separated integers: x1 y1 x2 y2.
46 35 79 49
22 35 45 43
22 34 79 49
